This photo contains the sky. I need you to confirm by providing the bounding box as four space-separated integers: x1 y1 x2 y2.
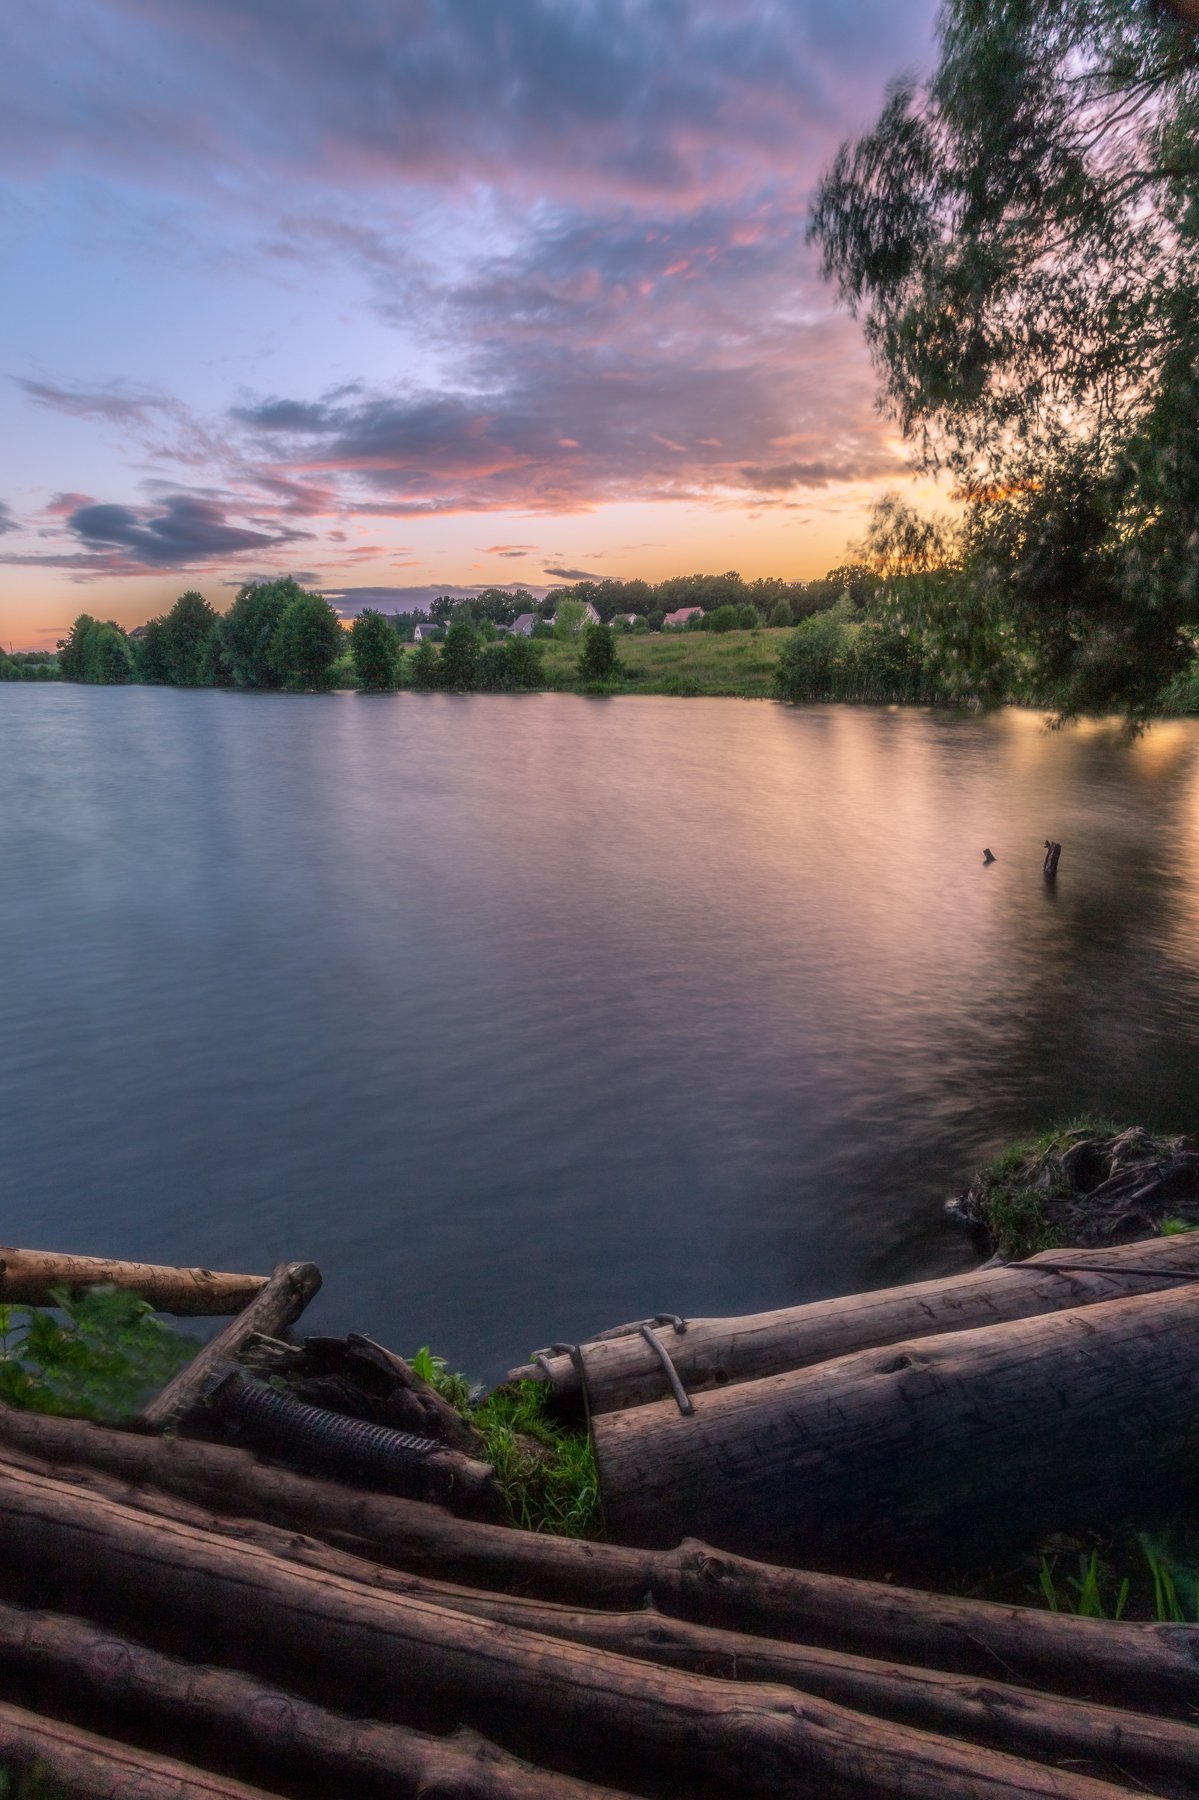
0 0 941 648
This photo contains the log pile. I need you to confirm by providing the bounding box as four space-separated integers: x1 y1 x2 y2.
2 1240 1197 1797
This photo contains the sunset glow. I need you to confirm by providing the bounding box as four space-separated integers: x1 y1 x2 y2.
1 1 939 647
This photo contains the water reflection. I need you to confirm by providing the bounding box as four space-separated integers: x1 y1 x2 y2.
2 688 1198 1377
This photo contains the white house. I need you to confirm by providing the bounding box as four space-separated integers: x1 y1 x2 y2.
663 606 704 628
611 613 638 628
511 613 538 636
413 622 443 642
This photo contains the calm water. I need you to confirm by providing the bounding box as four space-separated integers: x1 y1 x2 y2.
4 688 1198 1378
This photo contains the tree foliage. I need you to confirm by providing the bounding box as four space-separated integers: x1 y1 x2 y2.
350 608 400 692
57 615 134 684
577 620 618 682
269 590 344 690
811 0 1199 717
219 579 297 688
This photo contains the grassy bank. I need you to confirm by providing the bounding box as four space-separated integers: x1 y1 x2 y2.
537 627 787 698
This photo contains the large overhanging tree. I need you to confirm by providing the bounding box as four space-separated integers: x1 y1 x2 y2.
811 0 1199 717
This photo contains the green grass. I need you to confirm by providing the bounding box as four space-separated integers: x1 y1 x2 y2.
1034 1534 1199 1623
538 627 788 698
412 1347 602 1538
962 1116 1121 1257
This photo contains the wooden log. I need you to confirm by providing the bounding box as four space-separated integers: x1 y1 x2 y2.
141 1260 322 1429
0 1459 1155 1800
0 1246 268 1315
0 1401 1195 1715
7 1447 1191 1795
512 1234 1199 1411
0 1603 640 1800
0 1696 284 1799
593 1284 1199 1572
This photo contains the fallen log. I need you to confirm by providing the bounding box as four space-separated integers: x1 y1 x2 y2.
0 1246 268 1315
0 1602 640 1800
511 1234 1199 1410
8 1447 1190 1795
141 1259 322 1429
593 1284 1199 1572
0 1401 1195 1715
0 1695 284 1799
0 1460 1153 1800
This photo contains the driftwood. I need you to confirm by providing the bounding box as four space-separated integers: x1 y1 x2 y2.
141 1259 322 1429
0 1696 283 1799
0 1401 1195 1715
0 1602 638 1800
593 1284 1199 1572
0 1246 267 1315
511 1233 1199 1411
5 1444 1189 1796
0 1459 1155 1800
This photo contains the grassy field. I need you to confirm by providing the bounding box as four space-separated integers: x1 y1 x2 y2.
539 626 787 698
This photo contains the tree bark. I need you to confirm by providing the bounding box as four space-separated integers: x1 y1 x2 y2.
0 1246 267 1315
0 1602 639 1800
511 1234 1199 1411
0 1460 1150 1800
0 1696 284 1799
593 1285 1199 1573
6 1446 1185 1796
0 1401 1195 1715
140 1260 322 1429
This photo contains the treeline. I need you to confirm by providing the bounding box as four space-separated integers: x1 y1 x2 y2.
386 564 880 639
0 650 59 682
58 580 346 691
53 581 555 696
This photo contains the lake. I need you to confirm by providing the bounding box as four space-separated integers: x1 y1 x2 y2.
4 687 1197 1380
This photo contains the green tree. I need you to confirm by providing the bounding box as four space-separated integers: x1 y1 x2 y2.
438 620 479 691
810 0 1199 718
350 608 399 692
769 599 793 628
56 615 96 682
737 604 760 630
269 591 344 691
159 590 219 686
774 611 849 703
134 618 172 684
218 578 300 688
708 605 740 634
577 621 617 682
57 616 134 684
409 640 440 691
505 633 545 690
552 599 587 639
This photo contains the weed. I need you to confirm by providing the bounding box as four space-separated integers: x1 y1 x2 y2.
412 1347 602 1538
957 1115 1122 1256
0 1287 197 1422
1037 1551 1128 1619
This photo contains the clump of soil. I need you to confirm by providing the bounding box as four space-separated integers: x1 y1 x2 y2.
947 1123 1199 1257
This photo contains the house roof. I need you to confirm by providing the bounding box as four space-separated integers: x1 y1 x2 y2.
663 606 704 625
